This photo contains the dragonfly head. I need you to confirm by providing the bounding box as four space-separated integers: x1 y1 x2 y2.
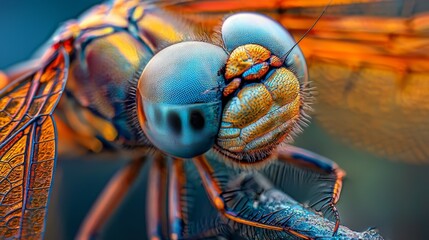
137 13 310 165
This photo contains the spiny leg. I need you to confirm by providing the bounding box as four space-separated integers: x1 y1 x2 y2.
76 156 146 240
178 160 232 239
270 145 346 233
278 145 345 203
192 155 375 239
248 173 382 239
192 155 311 239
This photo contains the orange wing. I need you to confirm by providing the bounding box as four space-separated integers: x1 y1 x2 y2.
164 0 429 163
0 48 68 238
293 12 429 163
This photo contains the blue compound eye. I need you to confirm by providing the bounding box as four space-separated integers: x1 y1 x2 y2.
137 41 227 158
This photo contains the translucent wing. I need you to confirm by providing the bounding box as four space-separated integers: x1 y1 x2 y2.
0 48 68 238
286 2 429 163
161 0 429 163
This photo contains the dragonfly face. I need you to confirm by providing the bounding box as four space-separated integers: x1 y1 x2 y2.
216 13 309 165
0 1 394 239
138 13 310 166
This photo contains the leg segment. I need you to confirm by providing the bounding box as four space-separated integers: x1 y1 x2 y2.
192 155 373 239
146 153 168 240
76 157 146 240
274 145 346 233
146 155 187 240
192 155 310 239
277 145 345 203
168 158 186 240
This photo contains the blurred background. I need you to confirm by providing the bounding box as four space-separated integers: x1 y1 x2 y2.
1 0 429 239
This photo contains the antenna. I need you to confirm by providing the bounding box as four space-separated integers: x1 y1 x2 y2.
282 0 333 61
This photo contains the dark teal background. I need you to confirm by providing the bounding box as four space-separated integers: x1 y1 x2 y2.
1 1 429 239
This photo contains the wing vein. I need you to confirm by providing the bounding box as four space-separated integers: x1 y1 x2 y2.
17 120 36 238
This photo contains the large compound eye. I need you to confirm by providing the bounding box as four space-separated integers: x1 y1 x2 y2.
137 41 227 158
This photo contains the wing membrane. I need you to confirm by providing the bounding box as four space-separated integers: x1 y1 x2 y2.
295 11 429 163
0 116 56 239
161 0 429 162
0 48 68 238
0 49 68 145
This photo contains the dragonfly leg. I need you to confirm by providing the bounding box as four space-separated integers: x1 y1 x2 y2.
146 153 168 240
192 155 312 239
277 145 345 200
147 156 188 239
76 157 146 240
275 145 346 233
168 158 186 240
219 169 379 239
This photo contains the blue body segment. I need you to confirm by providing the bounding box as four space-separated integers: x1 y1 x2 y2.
138 41 228 158
242 62 268 79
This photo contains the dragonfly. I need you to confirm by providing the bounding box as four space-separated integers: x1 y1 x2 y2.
1 0 426 239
